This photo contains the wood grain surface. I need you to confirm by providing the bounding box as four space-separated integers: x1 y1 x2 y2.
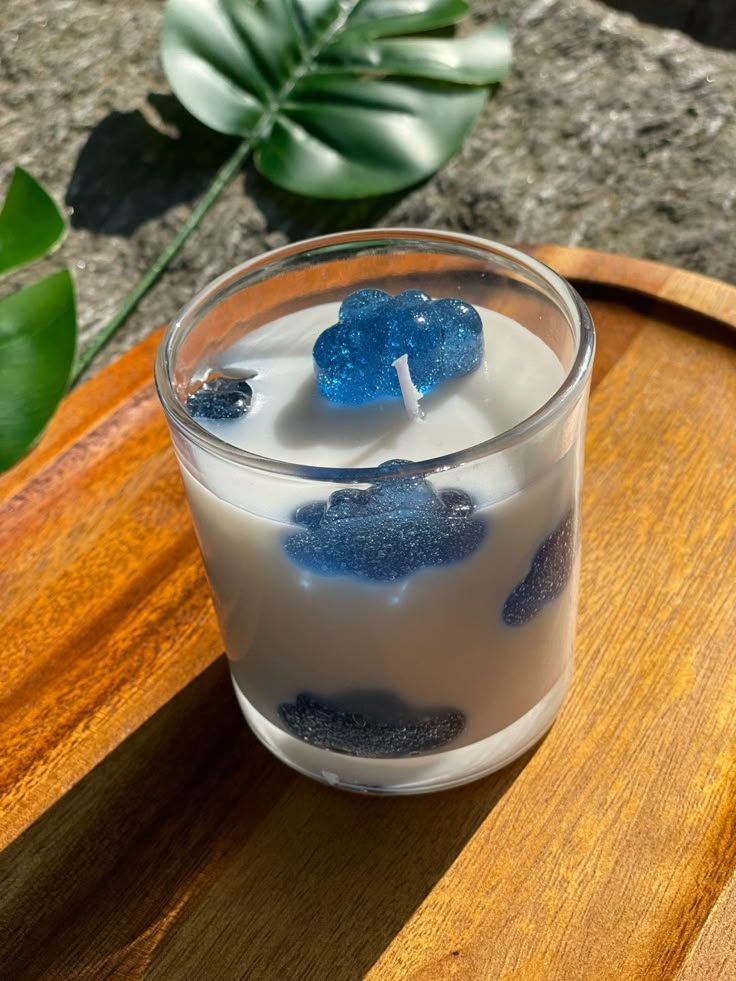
1 247 734 980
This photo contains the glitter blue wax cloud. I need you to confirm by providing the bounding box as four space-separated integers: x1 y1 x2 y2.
284 460 486 582
186 375 254 420
313 289 484 405
502 510 576 626
278 689 465 757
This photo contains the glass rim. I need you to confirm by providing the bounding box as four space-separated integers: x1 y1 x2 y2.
154 229 595 483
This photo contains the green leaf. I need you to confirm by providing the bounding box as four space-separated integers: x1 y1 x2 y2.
0 167 66 276
262 77 486 197
321 23 512 84
0 270 76 470
318 0 470 39
161 0 512 198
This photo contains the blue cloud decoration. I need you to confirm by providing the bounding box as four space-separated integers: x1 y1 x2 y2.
284 459 486 582
278 689 465 757
313 288 484 405
502 510 576 625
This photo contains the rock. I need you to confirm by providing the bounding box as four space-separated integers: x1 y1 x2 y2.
1 0 734 377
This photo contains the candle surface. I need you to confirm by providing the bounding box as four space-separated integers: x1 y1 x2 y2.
199 301 565 474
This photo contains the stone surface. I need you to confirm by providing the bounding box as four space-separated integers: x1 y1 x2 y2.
1 0 734 378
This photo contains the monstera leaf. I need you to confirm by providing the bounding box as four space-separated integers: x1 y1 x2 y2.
161 0 511 197
0 169 76 471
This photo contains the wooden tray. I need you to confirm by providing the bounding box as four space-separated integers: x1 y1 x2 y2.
1 247 734 980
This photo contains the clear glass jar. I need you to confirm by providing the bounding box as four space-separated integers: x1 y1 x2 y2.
155 230 595 794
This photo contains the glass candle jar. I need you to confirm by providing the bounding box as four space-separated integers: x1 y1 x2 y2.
155 230 595 794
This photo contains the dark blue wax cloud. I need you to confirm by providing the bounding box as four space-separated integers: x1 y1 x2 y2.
284 460 486 582
502 510 576 626
186 375 254 420
313 288 484 405
278 689 465 757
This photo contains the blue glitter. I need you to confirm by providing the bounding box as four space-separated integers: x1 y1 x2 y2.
186 375 253 420
502 510 576 626
284 460 486 582
278 690 465 757
313 289 483 405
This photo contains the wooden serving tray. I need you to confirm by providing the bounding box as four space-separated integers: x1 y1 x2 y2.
1 247 734 980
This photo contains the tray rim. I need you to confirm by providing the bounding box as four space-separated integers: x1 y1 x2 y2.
2 244 735 851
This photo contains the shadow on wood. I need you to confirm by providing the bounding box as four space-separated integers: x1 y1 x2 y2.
1 657 535 980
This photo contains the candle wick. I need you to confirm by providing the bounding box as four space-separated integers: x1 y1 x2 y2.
392 354 424 421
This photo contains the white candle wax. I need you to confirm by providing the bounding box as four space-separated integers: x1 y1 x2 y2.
199 302 563 473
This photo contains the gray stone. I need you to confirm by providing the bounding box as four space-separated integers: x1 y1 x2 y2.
1 0 734 378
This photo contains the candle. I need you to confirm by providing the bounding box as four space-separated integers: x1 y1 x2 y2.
157 233 594 794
